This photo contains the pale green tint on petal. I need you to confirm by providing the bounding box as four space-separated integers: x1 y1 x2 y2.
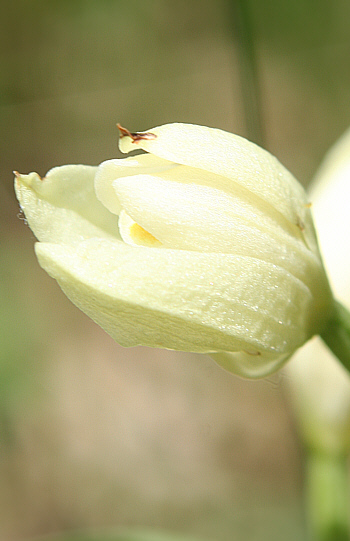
112 173 328 301
211 350 291 379
119 122 317 251
14 166 118 244
35 238 314 358
94 154 177 215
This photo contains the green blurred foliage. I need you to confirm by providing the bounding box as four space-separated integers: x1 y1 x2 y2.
37 526 201 541
249 0 350 119
0 242 38 433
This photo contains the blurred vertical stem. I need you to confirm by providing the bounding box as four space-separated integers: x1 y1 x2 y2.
306 453 349 541
227 0 265 146
321 301 350 375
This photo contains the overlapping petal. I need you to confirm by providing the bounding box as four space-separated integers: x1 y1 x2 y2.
118 123 317 251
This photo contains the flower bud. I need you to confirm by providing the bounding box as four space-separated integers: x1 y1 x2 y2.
14 123 332 378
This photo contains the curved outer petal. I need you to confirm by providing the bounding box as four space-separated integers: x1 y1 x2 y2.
14 165 118 244
285 128 350 454
35 238 314 356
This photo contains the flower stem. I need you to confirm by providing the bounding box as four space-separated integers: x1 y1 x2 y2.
306 452 349 541
321 301 350 375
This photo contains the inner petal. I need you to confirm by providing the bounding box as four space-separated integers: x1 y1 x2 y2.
118 210 162 247
112 174 321 288
113 173 299 253
94 153 178 215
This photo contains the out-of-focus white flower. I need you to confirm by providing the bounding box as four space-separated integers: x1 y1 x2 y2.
286 128 350 454
14 123 332 378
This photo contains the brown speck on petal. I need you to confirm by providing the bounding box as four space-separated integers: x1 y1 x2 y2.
117 123 157 143
296 216 305 231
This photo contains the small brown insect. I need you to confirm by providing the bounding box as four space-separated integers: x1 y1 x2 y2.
117 123 157 143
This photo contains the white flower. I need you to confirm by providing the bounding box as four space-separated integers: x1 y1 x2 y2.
285 128 350 453
14 123 332 378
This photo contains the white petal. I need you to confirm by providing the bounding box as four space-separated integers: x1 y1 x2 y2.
309 127 350 301
14 165 118 244
94 153 177 215
35 238 315 358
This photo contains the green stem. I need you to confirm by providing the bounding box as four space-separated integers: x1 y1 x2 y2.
227 0 265 147
306 452 349 541
321 301 350 375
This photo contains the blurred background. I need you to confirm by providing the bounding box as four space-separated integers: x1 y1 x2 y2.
1 1 350 540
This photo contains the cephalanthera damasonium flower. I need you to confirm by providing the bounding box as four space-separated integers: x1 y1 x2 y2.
14 123 332 378
286 128 350 453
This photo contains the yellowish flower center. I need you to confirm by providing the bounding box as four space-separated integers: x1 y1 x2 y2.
129 222 161 247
